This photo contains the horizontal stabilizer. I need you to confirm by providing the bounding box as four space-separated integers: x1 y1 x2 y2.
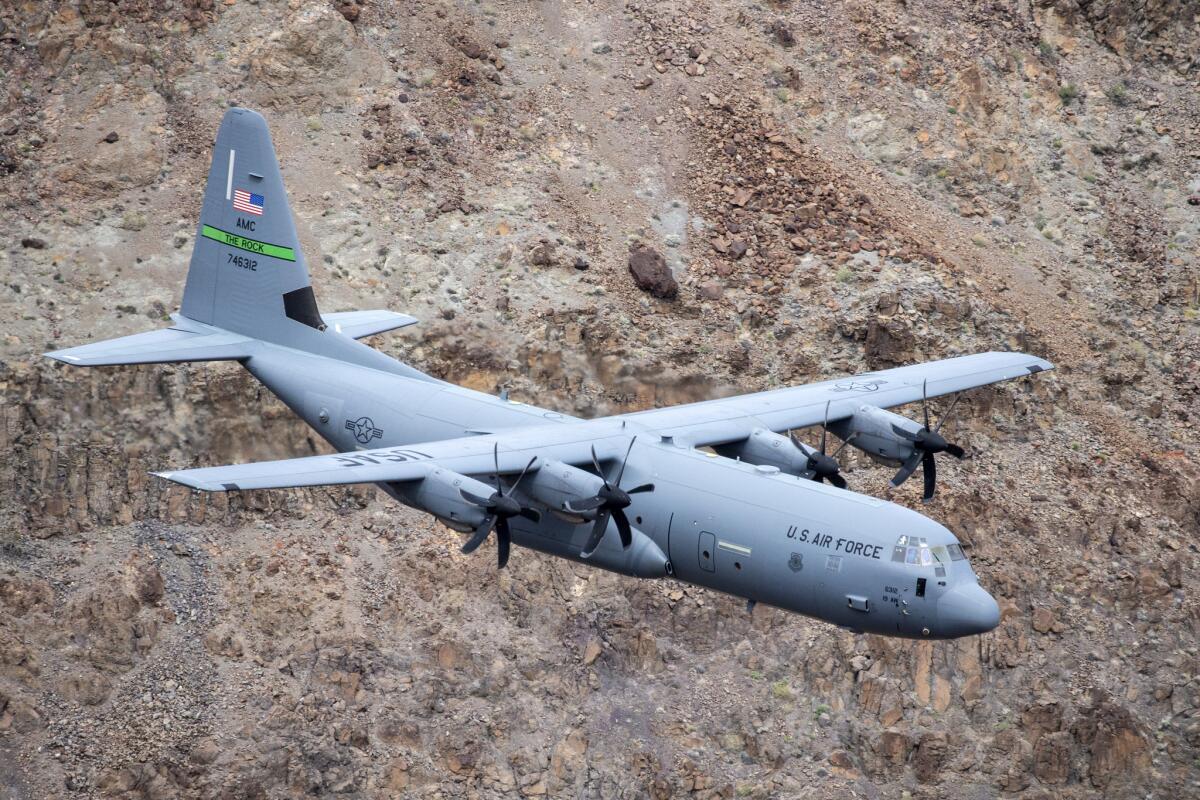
45 315 254 367
323 310 418 340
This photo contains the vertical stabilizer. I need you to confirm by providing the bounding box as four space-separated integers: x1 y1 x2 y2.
180 107 323 341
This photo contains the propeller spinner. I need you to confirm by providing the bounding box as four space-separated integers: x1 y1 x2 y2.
793 401 850 489
458 443 541 568
889 380 966 502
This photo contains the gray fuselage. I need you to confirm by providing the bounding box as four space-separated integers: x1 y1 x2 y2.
244 338 999 639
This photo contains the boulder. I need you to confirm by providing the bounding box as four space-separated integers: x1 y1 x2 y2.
627 245 677 299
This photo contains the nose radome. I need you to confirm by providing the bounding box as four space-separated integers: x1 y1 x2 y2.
937 581 1000 637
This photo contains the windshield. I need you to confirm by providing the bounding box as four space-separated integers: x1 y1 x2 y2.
891 536 967 566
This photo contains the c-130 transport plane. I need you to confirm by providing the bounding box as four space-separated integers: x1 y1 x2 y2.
48 108 1053 640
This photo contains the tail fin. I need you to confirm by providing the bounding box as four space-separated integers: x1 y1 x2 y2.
181 107 324 339
47 108 432 377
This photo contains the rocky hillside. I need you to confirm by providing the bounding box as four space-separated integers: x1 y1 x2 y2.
1 0 1197 798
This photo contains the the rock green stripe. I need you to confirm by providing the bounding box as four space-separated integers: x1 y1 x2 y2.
201 224 296 262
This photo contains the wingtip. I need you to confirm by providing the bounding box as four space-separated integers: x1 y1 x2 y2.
43 351 81 364
151 471 224 492
1026 357 1055 374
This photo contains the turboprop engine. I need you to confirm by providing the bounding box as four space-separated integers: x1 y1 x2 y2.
715 427 846 487
403 466 497 532
398 446 542 568
509 455 669 578
826 385 965 502
519 459 605 524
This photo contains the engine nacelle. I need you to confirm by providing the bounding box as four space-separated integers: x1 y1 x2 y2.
714 427 814 476
519 460 604 523
398 467 496 532
583 524 669 578
827 404 922 466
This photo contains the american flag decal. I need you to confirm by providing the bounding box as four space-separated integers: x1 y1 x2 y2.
232 189 264 216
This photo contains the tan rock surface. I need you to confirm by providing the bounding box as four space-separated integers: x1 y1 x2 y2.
1 0 1197 798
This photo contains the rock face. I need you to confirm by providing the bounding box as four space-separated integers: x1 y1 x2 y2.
0 0 1197 798
627 244 678 299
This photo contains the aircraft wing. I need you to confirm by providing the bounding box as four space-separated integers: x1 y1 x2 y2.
628 351 1052 446
155 424 627 492
157 351 1050 492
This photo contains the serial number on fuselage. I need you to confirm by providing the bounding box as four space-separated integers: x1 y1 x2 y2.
785 525 884 560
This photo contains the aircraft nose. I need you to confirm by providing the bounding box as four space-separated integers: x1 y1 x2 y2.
937 581 1000 637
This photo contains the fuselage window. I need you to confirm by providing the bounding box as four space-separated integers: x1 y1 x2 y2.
947 543 966 561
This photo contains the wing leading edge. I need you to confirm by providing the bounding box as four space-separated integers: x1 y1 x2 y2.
630 351 1052 446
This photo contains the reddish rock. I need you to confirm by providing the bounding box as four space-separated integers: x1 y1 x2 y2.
1031 606 1054 633
627 245 677 299
1033 731 1072 785
865 317 916 369
1073 693 1150 788
528 240 557 267
769 20 795 47
1022 700 1064 739
878 729 912 765
913 731 949 784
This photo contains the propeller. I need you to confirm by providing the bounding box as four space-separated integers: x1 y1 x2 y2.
889 380 966 502
792 401 850 489
567 437 655 558
458 443 541 568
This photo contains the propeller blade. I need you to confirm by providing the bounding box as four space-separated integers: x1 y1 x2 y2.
460 489 492 507
461 515 495 554
492 442 501 494
590 444 608 488
830 433 856 458
829 473 848 490
612 508 633 549
519 507 542 523
946 443 966 459
566 496 605 512
626 483 654 494
496 516 511 568
820 401 830 454
615 436 637 486
890 452 923 488
507 456 538 495
933 393 961 435
921 378 930 430
921 451 937 503
580 510 611 558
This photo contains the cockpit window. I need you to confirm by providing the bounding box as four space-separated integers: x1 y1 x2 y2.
891 536 966 566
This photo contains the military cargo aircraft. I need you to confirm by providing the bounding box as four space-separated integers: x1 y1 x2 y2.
47 108 1053 639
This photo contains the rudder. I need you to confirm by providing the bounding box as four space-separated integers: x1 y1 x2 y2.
181 107 323 342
